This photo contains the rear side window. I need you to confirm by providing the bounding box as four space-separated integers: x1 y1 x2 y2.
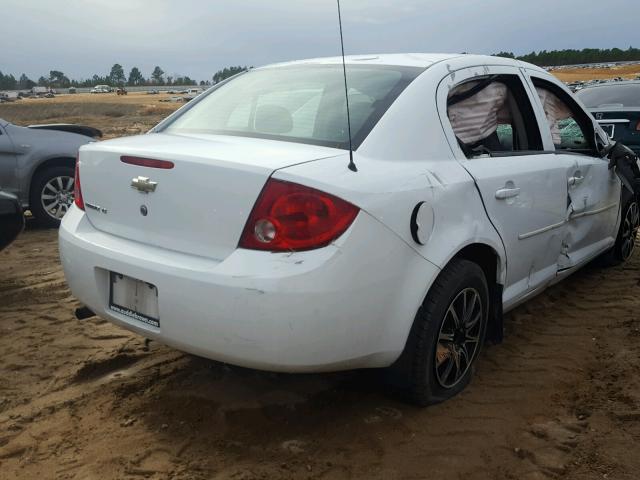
532 78 595 154
447 75 543 158
162 64 422 150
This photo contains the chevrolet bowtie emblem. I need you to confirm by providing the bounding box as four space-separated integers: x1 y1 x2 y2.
131 176 157 193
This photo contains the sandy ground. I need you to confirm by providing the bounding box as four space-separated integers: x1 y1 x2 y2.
1 226 640 480
1 84 640 479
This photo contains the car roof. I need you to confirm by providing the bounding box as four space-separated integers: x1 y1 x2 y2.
258 53 543 71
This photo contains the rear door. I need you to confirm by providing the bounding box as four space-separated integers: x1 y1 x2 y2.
525 73 621 270
438 65 570 308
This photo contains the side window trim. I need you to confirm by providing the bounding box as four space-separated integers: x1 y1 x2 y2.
490 150 555 158
519 68 557 151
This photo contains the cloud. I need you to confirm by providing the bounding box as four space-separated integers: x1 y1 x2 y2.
2 0 637 82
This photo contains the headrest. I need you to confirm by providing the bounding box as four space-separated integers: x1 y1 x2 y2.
255 105 293 135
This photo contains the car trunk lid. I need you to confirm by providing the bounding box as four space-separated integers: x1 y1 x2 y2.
78 132 342 260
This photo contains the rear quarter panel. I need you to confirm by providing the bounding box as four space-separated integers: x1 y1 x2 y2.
276 59 507 290
276 154 506 289
6 124 93 204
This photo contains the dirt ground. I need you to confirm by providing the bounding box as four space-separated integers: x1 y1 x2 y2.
1 86 640 480
2 225 640 480
0 93 181 139
552 64 640 82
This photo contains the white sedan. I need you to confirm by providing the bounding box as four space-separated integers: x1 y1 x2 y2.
59 54 639 405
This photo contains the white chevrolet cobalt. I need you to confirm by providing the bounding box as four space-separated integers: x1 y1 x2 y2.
60 54 639 405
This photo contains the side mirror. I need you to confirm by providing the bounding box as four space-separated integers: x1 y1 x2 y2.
607 141 640 195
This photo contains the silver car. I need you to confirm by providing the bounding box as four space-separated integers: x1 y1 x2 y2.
0 118 99 227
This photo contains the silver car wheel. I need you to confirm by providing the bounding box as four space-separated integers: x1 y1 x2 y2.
41 175 74 220
621 201 640 261
435 287 483 389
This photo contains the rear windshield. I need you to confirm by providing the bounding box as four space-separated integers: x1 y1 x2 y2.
161 64 422 150
577 83 640 108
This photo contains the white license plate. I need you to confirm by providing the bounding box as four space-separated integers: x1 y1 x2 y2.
109 272 160 328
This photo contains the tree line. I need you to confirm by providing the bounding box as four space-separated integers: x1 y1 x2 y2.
493 47 640 67
0 64 251 90
4 47 639 90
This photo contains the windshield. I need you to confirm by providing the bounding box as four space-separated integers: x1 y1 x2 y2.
577 83 640 108
162 64 422 149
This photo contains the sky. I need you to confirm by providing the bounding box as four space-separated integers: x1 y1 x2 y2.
2 0 637 82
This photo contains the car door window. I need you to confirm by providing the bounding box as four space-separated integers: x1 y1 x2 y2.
532 78 595 155
447 74 543 158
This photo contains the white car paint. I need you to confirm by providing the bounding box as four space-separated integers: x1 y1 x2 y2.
59 54 621 372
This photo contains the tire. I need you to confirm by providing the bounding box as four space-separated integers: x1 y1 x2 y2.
29 165 75 228
598 197 640 266
394 258 489 406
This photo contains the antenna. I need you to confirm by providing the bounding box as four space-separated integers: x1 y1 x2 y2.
337 0 357 172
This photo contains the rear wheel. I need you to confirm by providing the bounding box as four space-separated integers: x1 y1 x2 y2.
397 258 489 406
29 166 75 228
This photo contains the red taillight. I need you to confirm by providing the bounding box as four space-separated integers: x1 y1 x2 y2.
121 156 174 169
239 179 359 252
74 155 84 210
636 120 640 131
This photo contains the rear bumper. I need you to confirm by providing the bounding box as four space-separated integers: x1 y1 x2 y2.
0 192 24 251
59 206 439 372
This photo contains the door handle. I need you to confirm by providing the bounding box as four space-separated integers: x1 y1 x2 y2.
495 187 521 200
568 175 584 187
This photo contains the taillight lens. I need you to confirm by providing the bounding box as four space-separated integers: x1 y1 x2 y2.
121 156 174 169
74 155 84 210
239 179 359 252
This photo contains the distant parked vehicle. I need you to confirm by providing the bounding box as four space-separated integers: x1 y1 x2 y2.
182 88 202 102
147 89 159 95
68 87 77 94
0 118 101 227
91 85 112 94
31 86 49 95
0 191 23 251
1 91 19 101
159 96 185 103
577 81 640 154
116 87 128 95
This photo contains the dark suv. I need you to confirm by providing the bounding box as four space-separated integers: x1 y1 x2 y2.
576 81 640 154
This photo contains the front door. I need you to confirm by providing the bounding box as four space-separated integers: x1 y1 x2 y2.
526 74 621 269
